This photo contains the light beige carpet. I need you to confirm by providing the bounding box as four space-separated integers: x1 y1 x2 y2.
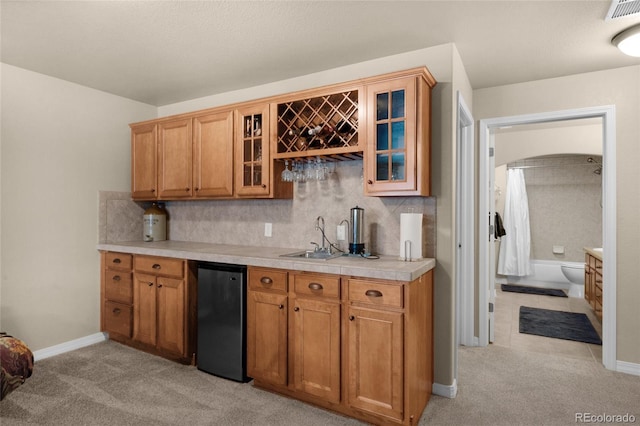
1 340 639 425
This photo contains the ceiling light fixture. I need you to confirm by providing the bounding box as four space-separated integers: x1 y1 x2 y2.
612 23 640 57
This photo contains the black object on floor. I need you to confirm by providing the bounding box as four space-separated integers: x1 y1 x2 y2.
519 306 602 345
502 284 567 297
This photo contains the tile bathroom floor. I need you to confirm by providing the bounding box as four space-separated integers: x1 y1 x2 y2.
493 285 603 363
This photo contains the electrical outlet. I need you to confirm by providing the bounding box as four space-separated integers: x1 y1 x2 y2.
337 225 346 241
264 223 272 237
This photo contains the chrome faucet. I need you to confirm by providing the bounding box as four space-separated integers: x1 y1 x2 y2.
315 216 331 253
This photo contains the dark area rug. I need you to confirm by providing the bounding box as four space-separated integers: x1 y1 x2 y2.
502 284 567 297
519 306 602 345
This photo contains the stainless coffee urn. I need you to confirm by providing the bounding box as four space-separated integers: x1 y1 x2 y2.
349 206 365 255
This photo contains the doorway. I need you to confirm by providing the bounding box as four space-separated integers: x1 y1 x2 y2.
477 106 616 370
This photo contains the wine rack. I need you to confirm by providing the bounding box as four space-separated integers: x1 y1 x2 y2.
275 89 362 160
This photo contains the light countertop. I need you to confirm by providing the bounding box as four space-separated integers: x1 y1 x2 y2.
97 240 436 282
584 247 603 261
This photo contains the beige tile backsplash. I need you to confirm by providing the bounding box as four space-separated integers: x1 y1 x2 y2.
99 161 436 258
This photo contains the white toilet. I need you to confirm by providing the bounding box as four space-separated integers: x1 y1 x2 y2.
561 263 585 298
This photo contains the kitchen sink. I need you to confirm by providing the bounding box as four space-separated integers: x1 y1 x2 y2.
280 250 342 260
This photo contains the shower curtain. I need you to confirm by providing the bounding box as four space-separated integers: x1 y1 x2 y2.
498 168 532 277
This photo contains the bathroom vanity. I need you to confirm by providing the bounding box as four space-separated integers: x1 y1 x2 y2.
584 248 603 321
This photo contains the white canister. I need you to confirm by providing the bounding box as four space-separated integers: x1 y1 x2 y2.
143 203 167 242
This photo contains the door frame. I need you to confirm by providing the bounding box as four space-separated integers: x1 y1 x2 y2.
478 105 616 370
456 92 476 348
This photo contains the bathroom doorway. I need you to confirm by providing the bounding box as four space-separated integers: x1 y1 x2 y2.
477 106 616 370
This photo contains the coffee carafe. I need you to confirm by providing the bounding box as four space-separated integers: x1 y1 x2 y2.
349 206 365 255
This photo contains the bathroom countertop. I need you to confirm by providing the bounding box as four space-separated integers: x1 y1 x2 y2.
97 240 436 282
584 247 603 261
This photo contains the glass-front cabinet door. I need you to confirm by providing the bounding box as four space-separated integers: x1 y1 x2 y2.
365 77 417 195
235 103 271 197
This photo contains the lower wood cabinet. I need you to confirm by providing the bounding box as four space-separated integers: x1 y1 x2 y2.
247 266 434 426
100 252 196 364
584 252 602 321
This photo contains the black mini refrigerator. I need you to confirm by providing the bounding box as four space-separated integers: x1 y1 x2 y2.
197 262 250 382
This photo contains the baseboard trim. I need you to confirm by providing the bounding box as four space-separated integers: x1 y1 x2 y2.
432 379 457 398
33 332 108 362
616 360 640 376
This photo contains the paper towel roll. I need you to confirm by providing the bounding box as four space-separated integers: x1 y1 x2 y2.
399 213 423 261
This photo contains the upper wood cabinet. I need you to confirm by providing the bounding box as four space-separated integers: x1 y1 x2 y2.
131 123 158 199
235 103 271 197
364 70 435 196
193 110 234 198
129 67 434 201
158 118 193 199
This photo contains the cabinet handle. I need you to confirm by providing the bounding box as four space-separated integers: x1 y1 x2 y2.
596 265 602 269
185 188 190 192
195 187 200 191
260 277 273 285
261 184 267 189
349 315 355 321
151 189 155 193
147 282 154 287
112 258 121 264
113 308 121 314
294 306 300 312
112 275 121 281
158 284 163 288
152 264 161 270
278 304 284 310
596 280 603 284
367 179 373 185
308 282 323 291
365 289 383 297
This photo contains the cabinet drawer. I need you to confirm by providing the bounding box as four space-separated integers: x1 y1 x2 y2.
105 271 133 304
134 255 184 278
595 258 603 272
105 252 132 271
104 301 132 338
249 267 287 293
348 279 403 308
293 273 340 299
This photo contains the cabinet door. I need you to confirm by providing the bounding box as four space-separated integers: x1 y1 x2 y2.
247 290 288 385
347 306 404 421
292 298 341 403
365 77 417 194
131 123 157 200
157 276 186 356
158 118 193 199
133 273 157 347
235 104 271 197
193 111 234 198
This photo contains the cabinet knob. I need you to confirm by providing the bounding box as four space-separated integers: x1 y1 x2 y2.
349 315 355 321
367 180 373 185
195 187 200 191
278 304 284 310
151 189 155 193
308 282 323 291
365 289 383 298
158 284 163 288
185 188 190 192
260 277 273 285
152 264 161 270
147 282 154 287
294 306 300 312
113 308 121 314
112 275 121 282
112 258 121 264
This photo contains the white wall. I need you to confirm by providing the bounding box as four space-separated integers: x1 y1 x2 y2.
474 65 640 364
0 63 156 350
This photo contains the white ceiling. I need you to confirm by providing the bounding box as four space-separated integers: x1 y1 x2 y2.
2 0 640 106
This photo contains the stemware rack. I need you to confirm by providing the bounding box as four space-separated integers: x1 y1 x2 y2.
274 88 362 161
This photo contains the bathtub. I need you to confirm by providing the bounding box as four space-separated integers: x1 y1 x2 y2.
497 259 584 298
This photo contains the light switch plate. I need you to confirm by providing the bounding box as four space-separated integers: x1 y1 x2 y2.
265 223 272 237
